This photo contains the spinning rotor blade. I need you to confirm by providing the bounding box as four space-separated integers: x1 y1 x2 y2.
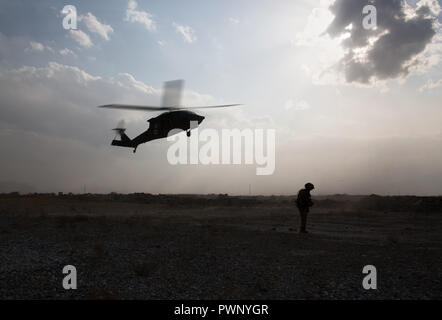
113 119 126 130
99 104 180 111
112 119 126 140
162 80 183 108
184 104 242 109
98 104 242 111
98 80 241 112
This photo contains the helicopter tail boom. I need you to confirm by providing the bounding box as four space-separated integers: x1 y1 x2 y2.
111 139 134 148
111 127 135 148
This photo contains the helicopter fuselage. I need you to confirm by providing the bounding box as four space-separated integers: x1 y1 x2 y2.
112 110 205 152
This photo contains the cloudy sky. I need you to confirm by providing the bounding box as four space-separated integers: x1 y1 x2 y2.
0 0 441 195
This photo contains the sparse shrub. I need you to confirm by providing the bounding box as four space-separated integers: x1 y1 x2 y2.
124 217 137 226
132 261 157 277
71 215 89 222
93 244 105 258
87 286 119 300
56 216 69 228
39 207 47 218
386 234 400 245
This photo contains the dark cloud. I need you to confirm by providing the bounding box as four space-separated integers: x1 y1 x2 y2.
326 0 439 83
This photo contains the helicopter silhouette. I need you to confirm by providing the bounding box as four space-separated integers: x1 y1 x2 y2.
98 80 241 153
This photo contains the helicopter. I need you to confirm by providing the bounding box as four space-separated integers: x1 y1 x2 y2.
98 80 241 153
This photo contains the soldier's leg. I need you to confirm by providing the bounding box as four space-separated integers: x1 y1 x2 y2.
299 207 308 233
298 207 304 232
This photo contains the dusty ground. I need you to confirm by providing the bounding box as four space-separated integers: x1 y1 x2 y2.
0 194 441 299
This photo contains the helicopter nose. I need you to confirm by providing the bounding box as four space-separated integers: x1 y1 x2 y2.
198 115 205 124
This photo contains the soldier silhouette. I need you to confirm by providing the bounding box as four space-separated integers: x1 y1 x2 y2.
296 183 315 233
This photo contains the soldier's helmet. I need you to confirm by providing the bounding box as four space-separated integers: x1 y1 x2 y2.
305 182 315 190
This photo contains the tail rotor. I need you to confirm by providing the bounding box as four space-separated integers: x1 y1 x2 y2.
112 119 126 140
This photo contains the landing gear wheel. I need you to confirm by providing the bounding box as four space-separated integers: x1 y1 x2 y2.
186 130 191 137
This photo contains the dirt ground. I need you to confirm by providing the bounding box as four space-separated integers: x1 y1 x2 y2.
0 194 441 299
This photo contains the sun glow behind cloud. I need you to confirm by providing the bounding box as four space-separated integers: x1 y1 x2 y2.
292 0 347 85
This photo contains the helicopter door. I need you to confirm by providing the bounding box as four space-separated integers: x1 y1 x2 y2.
151 120 160 135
